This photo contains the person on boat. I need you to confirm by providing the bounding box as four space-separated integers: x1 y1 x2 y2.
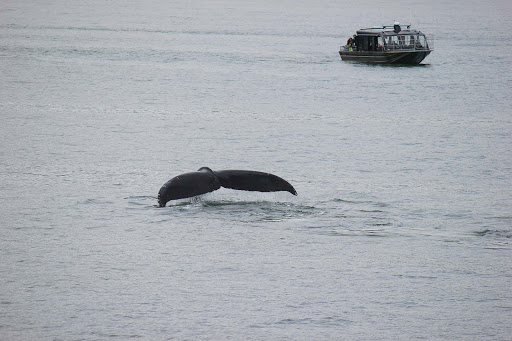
415 36 423 48
346 37 353 51
352 34 357 48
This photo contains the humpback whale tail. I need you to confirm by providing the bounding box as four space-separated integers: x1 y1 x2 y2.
158 167 297 207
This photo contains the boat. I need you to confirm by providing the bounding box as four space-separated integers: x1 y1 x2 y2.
339 22 433 64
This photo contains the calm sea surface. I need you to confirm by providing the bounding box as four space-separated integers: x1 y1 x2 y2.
1 0 511 340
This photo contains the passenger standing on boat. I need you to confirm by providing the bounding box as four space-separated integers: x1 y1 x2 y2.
346 37 353 51
415 36 423 48
352 34 357 48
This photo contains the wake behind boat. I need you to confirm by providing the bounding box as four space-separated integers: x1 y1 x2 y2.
340 22 433 64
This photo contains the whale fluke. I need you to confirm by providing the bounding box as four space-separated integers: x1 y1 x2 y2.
158 167 297 207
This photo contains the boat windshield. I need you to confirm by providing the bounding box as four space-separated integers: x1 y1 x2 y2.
384 34 429 51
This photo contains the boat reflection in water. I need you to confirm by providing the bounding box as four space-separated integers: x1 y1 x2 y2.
340 22 433 64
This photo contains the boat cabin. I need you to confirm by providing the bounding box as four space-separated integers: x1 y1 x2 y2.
352 24 430 52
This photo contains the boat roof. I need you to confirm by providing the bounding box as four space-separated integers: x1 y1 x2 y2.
356 25 424 36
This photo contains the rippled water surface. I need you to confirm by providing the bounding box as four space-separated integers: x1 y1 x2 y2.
1 0 511 340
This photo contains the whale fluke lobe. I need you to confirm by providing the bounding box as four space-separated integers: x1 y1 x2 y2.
214 170 297 195
158 167 297 207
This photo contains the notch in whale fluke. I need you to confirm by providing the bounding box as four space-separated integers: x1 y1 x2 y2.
157 167 297 207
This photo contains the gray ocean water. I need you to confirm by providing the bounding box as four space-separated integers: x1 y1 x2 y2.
1 0 511 340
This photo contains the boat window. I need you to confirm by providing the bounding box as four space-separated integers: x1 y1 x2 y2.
378 37 384 50
416 35 428 49
358 36 368 51
370 37 377 51
384 34 429 50
387 35 400 46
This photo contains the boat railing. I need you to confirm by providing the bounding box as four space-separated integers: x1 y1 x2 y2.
382 43 432 52
340 44 433 53
340 45 355 52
